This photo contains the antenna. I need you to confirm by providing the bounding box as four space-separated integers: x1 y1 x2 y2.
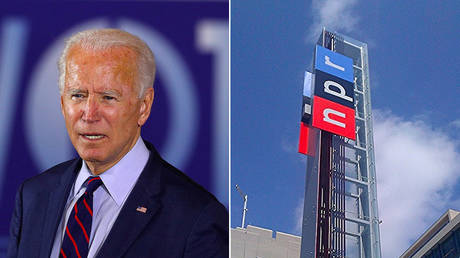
235 184 248 228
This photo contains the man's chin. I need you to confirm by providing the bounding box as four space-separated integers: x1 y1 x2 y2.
78 153 112 174
76 149 107 163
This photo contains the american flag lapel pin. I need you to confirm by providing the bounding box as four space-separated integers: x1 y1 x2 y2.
136 206 147 213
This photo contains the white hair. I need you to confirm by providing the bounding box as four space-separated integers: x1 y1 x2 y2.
58 28 156 97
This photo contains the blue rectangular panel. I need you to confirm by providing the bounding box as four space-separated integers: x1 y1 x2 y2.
303 71 312 97
315 45 354 83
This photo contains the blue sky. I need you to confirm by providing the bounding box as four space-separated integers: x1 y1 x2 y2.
231 1 459 257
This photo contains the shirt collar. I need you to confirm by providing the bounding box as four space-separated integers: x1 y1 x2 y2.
73 136 150 207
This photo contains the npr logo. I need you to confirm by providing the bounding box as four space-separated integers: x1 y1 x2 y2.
312 45 355 140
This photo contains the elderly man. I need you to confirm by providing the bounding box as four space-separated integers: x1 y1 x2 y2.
7 29 228 258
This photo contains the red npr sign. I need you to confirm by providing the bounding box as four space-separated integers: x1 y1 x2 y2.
312 96 355 140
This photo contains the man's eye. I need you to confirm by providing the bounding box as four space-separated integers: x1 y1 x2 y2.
71 94 84 99
103 96 115 101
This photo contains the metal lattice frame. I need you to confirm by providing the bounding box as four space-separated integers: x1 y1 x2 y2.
332 30 382 258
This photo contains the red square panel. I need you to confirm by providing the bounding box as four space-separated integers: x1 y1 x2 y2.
298 122 310 155
312 96 355 140
298 122 319 156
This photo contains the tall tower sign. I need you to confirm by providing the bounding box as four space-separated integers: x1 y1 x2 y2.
299 30 382 258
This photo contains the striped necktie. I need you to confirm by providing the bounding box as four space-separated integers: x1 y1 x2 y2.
60 176 103 258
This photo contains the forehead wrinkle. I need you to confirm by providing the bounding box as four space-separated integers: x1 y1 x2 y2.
67 44 139 69
66 45 140 95
65 87 86 94
98 89 122 97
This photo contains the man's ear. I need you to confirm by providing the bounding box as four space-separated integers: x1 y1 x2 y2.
60 95 65 117
138 87 154 127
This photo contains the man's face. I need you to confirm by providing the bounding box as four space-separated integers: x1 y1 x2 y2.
61 46 153 173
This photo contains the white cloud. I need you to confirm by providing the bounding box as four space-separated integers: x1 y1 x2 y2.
308 0 359 42
374 110 460 257
281 135 298 153
450 119 460 129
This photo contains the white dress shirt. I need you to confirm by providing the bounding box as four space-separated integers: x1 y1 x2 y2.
50 137 150 258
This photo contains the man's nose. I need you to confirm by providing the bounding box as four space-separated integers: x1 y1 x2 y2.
82 96 100 122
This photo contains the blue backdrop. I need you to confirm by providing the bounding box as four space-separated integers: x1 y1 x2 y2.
0 1 228 254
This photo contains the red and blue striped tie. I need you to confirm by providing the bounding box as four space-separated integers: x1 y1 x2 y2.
60 176 103 258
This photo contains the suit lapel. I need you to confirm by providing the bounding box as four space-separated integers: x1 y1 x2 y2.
39 159 80 258
96 147 163 258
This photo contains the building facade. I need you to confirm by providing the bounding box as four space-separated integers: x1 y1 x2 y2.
401 209 460 258
231 225 301 258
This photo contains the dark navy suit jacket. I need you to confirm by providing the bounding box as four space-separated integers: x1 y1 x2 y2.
7 141 229 258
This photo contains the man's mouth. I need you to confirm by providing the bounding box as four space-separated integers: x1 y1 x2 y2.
80 134 106 140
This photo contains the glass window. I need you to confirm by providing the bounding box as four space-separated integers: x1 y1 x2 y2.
354 67 363 92
343 42 362 67
441 234 458 257
334 39 362 67
422 229 459 258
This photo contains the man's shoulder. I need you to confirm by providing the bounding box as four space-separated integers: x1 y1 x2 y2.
159 159 219 204
151 154 226 216
21 158 80 193
143 141 224 209
151 158 228 235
